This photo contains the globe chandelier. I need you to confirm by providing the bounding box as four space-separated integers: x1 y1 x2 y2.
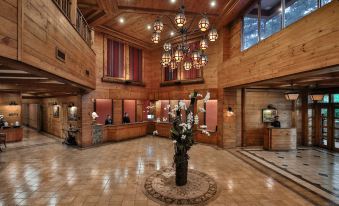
151 0 218 71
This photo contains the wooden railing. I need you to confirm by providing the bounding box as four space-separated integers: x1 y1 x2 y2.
52 0 92 47
52 0 71 20
76 8 92 46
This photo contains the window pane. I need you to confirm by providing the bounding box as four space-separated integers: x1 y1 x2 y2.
335 109 339 119
243 4 259 50
321 0 332 6
320 94 329 103
129 46 142 81
107 39 125 78
284 0 318 27
333 94 339 103
260 0 282 40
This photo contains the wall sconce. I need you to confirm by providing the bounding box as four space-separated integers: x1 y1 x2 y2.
226 107 234 117
310 94 324 101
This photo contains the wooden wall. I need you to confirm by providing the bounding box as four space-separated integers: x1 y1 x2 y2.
219 2 339 88
0 0 17 59
244 90 293 146
0 0 96 89
0 92 21 126
23 95 81 138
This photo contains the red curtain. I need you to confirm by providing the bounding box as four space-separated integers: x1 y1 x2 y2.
164 67 178 81
129 46 142 81
107 39 124 78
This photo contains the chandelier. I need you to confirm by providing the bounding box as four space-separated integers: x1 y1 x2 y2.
152 1 218 71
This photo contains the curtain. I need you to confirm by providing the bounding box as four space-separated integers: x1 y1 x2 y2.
107 39 125 78
164 67 178 81
129 46 142 81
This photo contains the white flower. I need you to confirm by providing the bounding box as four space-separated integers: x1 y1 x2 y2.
179 100 187 110
200 125 207 129
199 107 206 113
197 93 203 97
201 129 210 136
194 115 199 125
181 135 186 140
187 124 191 130
153 130 158 135
168 112 176 118
173 140 177 144
162 117 167 122
187 112 193 124
204 92 210 103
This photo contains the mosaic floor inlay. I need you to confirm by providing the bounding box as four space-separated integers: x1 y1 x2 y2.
143 167 219 205
240 148 339 204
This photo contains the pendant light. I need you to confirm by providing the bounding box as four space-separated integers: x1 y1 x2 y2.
170 61 177 70
175 7 186 27
285 82 299 101
153 18 164 33
198 16 209 32
208 28 218 42
200 54 208 66
161 52 172 64
174 49 184 62
200 38 208 50
152 32 160 44
310 94 324 101
183 61 192 71
191 51 201 62
163 42 172 51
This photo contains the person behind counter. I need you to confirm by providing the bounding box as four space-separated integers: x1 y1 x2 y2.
122 112 130 124
271 116 281 128
105 115 113 125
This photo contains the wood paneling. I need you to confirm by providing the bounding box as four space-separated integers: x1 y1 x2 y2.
0 92 21 125
104 122 148 142
21 1 95 89
264 128 297 150
219 2 339 89
244 90 293 146
1 127 23 142
0 0 18 59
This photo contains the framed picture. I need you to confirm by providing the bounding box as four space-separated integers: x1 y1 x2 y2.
262 109 277 123
53 105 59 118
68 106 78 121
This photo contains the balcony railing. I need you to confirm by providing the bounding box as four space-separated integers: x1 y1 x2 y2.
53 0 71 20
52 0 92 47
76 8 92 46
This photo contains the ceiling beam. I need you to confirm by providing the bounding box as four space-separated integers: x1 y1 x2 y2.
117 6 219 17
216 0 251 29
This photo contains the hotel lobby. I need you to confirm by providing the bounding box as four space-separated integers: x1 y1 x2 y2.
0 0 339 205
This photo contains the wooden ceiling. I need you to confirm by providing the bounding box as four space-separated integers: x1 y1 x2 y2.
244 66 339 91
0 58 87 98
78 0 251 49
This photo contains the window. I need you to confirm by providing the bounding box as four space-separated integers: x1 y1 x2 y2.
260 0 282 40
321 0 332 6
332 94 339 103
107 39 125 78
320 94 329 103
243 3 259 50
242 0 331 50
284 0 318 27
129 46 142 81
164 67 178 81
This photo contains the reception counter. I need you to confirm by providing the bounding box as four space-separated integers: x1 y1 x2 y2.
264 128 297 150
1 127 23 142
103 122 148 142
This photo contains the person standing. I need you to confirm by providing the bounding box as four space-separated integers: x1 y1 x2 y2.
271 116 281 128
105 115 113 125
122 112 130 124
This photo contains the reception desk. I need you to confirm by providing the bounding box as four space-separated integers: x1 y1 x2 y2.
103 122 148 142
264 128 297 150
1 127 23 142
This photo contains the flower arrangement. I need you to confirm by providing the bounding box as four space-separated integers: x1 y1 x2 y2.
169 91 210 186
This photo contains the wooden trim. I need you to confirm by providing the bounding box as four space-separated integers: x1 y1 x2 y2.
241 88 246 147
102 76 145 87
160 78 205 87
17 0 24 61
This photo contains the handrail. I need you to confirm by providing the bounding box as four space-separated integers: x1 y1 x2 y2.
76 8 92 46
52 0 92 47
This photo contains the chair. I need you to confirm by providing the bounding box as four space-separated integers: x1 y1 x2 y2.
0 130 6 152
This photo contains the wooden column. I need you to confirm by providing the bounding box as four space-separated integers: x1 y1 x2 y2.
301 91 309 146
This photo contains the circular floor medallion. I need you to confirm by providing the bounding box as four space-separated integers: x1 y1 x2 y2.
143 167 220 205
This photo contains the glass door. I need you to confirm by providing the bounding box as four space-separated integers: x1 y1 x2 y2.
334 107 339 151
320 108 328 148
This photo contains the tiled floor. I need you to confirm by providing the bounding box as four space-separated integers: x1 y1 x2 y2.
241 148 339 205
4 128 59 150
0 130 318 205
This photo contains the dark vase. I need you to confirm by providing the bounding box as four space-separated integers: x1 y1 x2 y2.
175 154 188 186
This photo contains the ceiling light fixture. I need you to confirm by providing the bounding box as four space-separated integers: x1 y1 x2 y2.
285 82 299 101
210 1 216 7
119 17 124 23
151 32 160 43
170 31 175 36
147 25 151 30
170 0 176 3
153 18 164 33
198 16 210 32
